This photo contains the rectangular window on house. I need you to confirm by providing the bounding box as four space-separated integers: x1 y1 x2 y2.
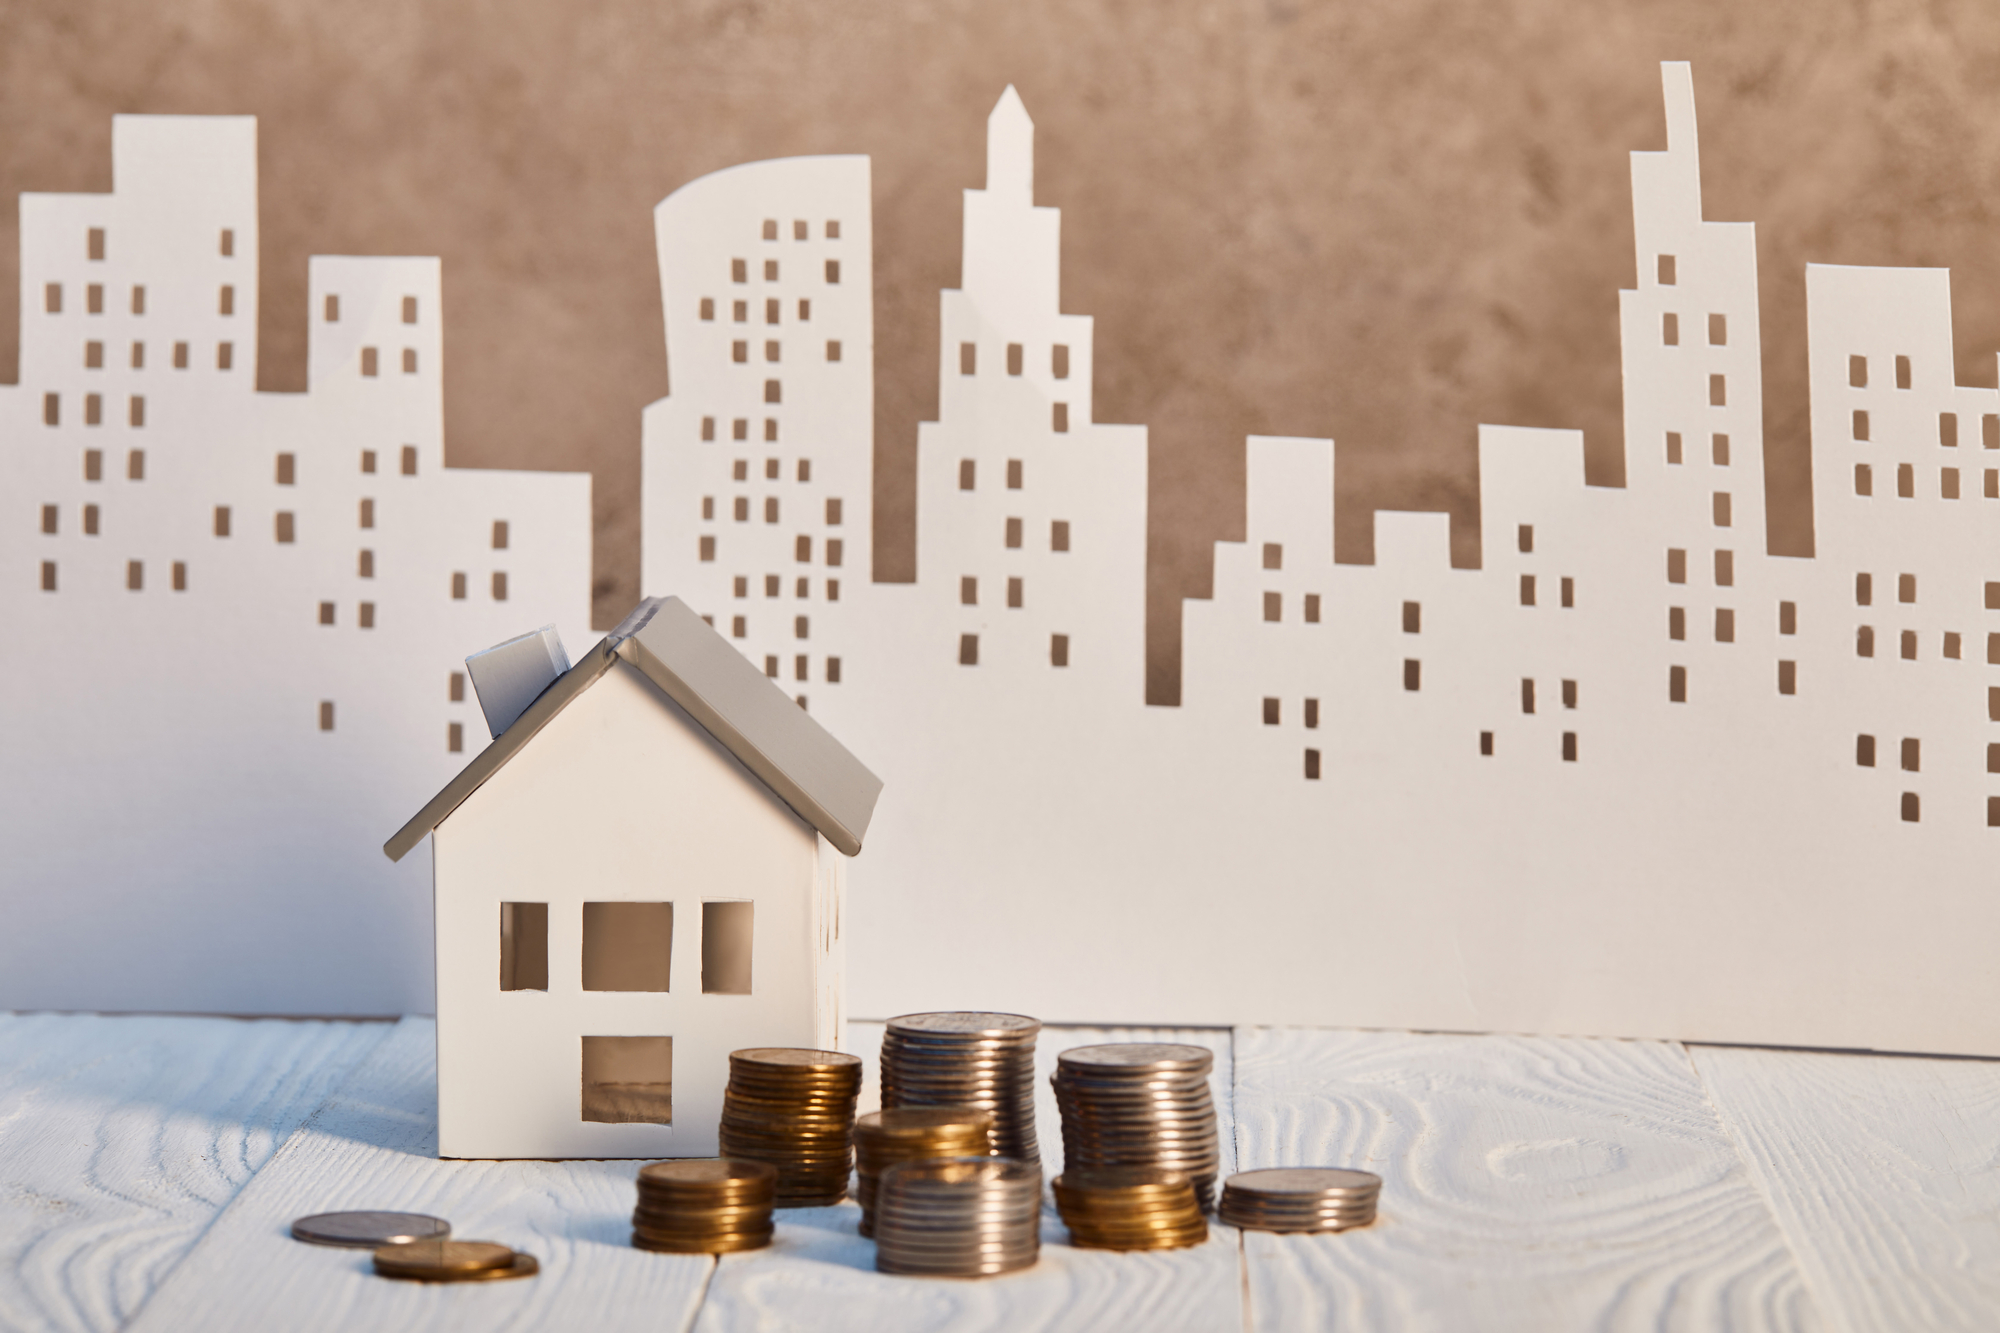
1779 600 1797 634
217 342 233 370
1521 679 1536 714
1715 608 1735 642
40 561 55 592
450 671 466 702
359 550 374 578
1857 572 1873 605
402 349 417 374
1001 576 1022 608
1304 698 1320 729
700 297 715 321
87 284 103 314
1304 594 1321 623
1005 517 1022 549
318 701 335 731
1480 731 1494 756
359 498 375 529
959 342 977 375
1850 354 1867 388
276 452 296 485
1666 431 1683 465
1945 631 1961 659
1561 679 1578 709
358 602 375 629
1945 468 1962 499
359 347 378 377
1263 591 1281 622
1520 574 1536 606
1562 732 1578 762
1710 374 1726 406
1053 402 1069 433
44 393 58 426
1007 459 1023 489
493 520 510 550
1988 469 1999 498
1898 463 1914 498
1052 344 1070 379
324 294 340 322
451 572 467 599
1942 412 1959 447
959 633 978 666
85 340 103 369
1714 550 1734 586
1708 313 1727 345
1007 343 1023 375
1898 572 1916 603
84 449 102 481
765 298 780 323
763 497 778 524
1518 524 1533 553
1263 542 1283 570
276 512 296 543
130 341 143 368
1857 625 1875 657
128 396 144 428
1857 734 1876 766
582 902 673 991
82 504 99 536
1658 254 1676 285
214 505 231 537
698 535 716 562
1662 312 1679 346
1304 749 1321 780
45 283 60 314
85 394 102 425
762 260 778 281
1560 576 1575 608
1263 697 1281 725
702 901 755 994
1896 354 1912 389
581 1036 672 1125
1402 601 1420 633
492 572 508 601
318 601 335 625
959 459 976 490
1403 659 1421 691
126 560 143 591
1901 629 1918 660
827 656 842 683
826 538 844 567
172 561 187 592
1778 660 1797 694
40 504 56 534
1712 433 1730 466
1051 633 1070 667
173 342 189 369
1051 520 1071 552
1713 492 1731 527
401 445 418 476
127 449 144 480
1669 665 1687 703
960 576 977 605
448 721 464 753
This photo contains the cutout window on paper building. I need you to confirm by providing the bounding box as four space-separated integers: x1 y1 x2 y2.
127 449 144 480
1304 594 1321 623
1402 601 1420 633
43 394 57 427
1715 550 1734 586
1052 345 1070 379
1709 313 1727 345
732 258 747 283
220 228 235 257
499 903 547 991
1779 600 1797 634
1304 699 1320 729
764 341 779 363
492 572 508 601
1987 414 2000 449
1263 543 1283 570
129 397 144 428
703 902 754 994
764 380 781 404
1662 313 1679 346
1709 374 1726 406
826 539 843 567
87 284 103 314
827 340 842 362
276 453 296 485
402 296 418 325
824 259 840 283
1898 463 1915 498
1051 634 1070 668
1857 573 1874 606
359 498 375 529
1053 403 1069 433
733 341 748 363
763 656 779 678
359 603 375 629
1562 732 1578 762
493 521 510 550
450 671 466 703
82 504 99 536
84 450 101 482
766 420 779 442
40 562 54 592
1051 520 1070 552
1715 608 1735 643
764 498 779 523
1007 460 1023 489
1518 524 1533 554
1857 626 1875 658
318 601 335 626
85 394 101 426
358 550 374 578
323 294 339 322
1520 574 1536 606
733 301 748 322
959 459 975 490
276 512 296 544
1855 463 1873 496
1712 434 1730 466
581 1036 672 1126
798 299 811 320
1561 576 1575 608
795 577 809 598
827 579 841 601
451 572 467 600
960 576 977 606
1900 630 1918 660
401 446 418 476
130 342 143 368
1479 731 1494 757
697 536 716 562
1403 659 1421 692
1263 697 1281 725
40 505 55 535
732 616 747 639
583 903 673 992
826 220 841 239
85 341 102 369
319 701 335 731
219 286 234 316
1896 355 1912 390
734 460 749 482
1850 354 1867 388
1942 413 1959 447
1666 431 1683 465
1006 576 1024 609
402 349 417 374
701 417 716 442
731 495 749 519
45 283 60 314
1520 679 1535 714
1988 469 1999 499
793 220 808 241
765 575 780 597
702 497 714 521
1562 680 1578 709
1657 254 1676 285
1945 468 1962 499
1898 573 1916 603
1263 592 1281 623
763 260 778 281
172 563 186 592
1901 793 1920 823
1778 661 1797 695
762 219 778 241
1713 492 1731 527
1943 631 1961 659
1678 602 1697 638
793 616 808 640
827 656 842 683
172 342 188 369
1669 665 1688 703
700 298 714 321
218 342 234 371
214 506 231 537
1304 749 1321 780
959 634 978 666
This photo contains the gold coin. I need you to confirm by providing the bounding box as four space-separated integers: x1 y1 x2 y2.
372 1240 517 1279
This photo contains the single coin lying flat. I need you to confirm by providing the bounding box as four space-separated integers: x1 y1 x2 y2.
290 1211 451 1249
373 1239 540 1282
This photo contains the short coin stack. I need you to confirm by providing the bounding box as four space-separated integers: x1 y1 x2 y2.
631 1159 777 1253
718 1048 864 1207
372 1239 539 1282
1053 1166 1208 1251
1052 1043 1221 1210
1219 1168 1381 1232
874 1156 1043 1277
880 1012 1041 1164
853 1107 996 1238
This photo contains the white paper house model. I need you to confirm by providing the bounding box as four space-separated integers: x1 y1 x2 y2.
384 595 882 1159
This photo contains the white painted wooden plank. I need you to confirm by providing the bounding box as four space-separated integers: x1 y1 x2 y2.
123 1017 714 1333
0 1012 388 1333
1233 1027 1819 1332
1691 1044 2000 1333
691 1025 1241 1333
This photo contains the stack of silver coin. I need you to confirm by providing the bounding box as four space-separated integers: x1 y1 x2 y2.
1052 1043 1220 1211
1218 1168 1381 1232
873 1156 1043 1277
880 1012 1041 1164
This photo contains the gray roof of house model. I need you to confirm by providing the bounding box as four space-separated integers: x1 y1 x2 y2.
384 596 884 862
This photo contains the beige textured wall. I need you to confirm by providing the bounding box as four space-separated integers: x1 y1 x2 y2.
4 2 1999 700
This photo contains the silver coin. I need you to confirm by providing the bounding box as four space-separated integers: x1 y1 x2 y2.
1227 1168 1380 1196
1056 1044 1214 1072
291 1210 451 1248
887 1012 1040 1037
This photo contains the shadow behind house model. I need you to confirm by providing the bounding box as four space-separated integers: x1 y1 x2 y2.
384 596 882 1160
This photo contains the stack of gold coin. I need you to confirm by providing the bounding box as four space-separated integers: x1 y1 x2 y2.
630 1159 778 1253
372 1239 539 1282
874 1156 1042 1277
880 1013 1041 1164
1053 1166 1209 1250
718 1048 864 1207
852 1107 996 1238
1218 1168 1381 1232
1052 1044 1220 1210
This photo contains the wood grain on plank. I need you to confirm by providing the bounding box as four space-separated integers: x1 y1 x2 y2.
123 1017 714 1333
1692 1044 2000 1333
691 1025 1241 1333
0 1012 388 1333
1233 1027 1819 1332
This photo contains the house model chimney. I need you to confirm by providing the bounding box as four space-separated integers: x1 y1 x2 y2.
466 625 571 739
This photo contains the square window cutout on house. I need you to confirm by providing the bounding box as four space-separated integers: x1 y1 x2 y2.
582 901 673 991
581 1035 672 1125
499 902 548 991
703 901 754 994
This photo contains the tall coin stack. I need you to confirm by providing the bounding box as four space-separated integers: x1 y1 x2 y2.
880 1012 1041 1164
1052 1043 1221 1210
1053 1166 1208 1251
718 1048 864 1207
631 1159 777 1253
873 1156 1043 1277
1219 1168 1381 1233
852 1107 996 1238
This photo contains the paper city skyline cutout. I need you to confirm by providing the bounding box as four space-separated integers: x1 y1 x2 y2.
4 65 1996 1056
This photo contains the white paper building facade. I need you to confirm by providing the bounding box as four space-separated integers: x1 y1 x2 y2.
644 67 2000 1056
0 116 591 1015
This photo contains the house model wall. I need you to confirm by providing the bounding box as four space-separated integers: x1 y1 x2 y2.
644 66 2000 1056
0 117 591 1015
